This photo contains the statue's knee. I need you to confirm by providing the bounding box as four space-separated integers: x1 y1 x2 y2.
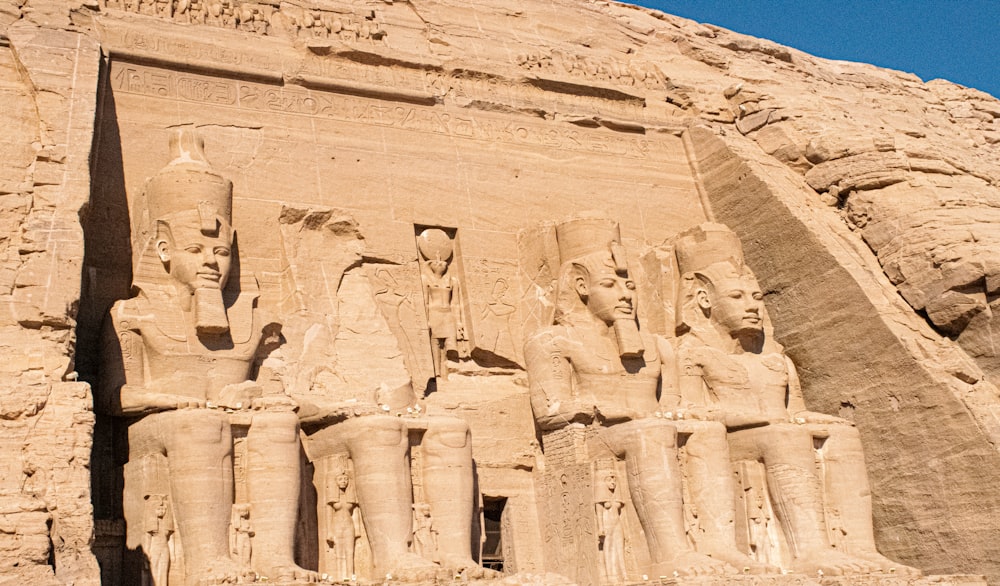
680 421 728 456
364 416 408 447
425 418 470 449
250 411 300 443
602 419 677 453
171 410 229 444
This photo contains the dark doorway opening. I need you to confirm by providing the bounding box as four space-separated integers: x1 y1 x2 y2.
481 497 507 572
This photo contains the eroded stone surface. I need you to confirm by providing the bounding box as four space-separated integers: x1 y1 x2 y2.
0 0 999 584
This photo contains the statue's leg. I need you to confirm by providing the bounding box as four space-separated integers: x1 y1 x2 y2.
155 409 242 586
676 421 777 574
421 417 482 575
246 410 318 582
600 419 733 577
333 416 437 577
818 425 921 576
730 425 874 576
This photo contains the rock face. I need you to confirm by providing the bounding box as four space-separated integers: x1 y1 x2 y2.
0 0 999 584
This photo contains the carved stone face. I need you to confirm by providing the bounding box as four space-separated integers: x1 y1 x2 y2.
157 219 233 294
705 276 764 336
605 474 617 491
576 259 635 325
337 474 350 489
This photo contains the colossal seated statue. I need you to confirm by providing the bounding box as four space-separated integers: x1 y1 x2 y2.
270 209 490 581
668 223 920 577
100 130 315 585
523 216 763 578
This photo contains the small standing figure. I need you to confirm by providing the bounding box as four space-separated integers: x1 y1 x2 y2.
143 494 173 586
747 488 773 565
412 502 438 561
594 473 626 583
230 504 254 569
417 228 467 379
327 471 360 580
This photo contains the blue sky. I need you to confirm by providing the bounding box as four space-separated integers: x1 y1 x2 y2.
630 1 1000 99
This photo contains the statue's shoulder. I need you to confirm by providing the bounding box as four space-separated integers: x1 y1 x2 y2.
672 332 723 366
524 324 571 355
110 295 151 332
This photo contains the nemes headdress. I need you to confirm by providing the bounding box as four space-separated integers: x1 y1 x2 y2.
132 129 239 336
553 214 643 357
673 223 761 335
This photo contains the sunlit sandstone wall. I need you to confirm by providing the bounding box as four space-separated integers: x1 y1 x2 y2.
1 0 1000 582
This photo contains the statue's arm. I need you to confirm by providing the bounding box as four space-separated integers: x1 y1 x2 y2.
675 343 768 427
105 301 206 415
452 276 466 340
785 357 851 425
656 336 682 411
524 329 590 431
351 505 361 537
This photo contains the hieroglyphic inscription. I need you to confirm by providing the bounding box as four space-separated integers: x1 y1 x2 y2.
103 25 287 72
515 49 667 90
111 62 659 159
301 58 647 121
99 0 385 42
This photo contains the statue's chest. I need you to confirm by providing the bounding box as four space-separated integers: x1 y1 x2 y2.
700 351 788 395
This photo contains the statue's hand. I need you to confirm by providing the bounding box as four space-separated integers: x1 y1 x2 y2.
118 385 206 414
295 398 381 424
722 412 771 429
217 381 263 410
792 411 853 426
536 400 595 430
251 394 299 413
674 406 722 422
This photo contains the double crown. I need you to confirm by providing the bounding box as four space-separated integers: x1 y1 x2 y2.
146 129 233 232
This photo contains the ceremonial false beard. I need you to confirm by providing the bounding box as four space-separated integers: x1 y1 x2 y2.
613 317 644 359
195 287 230 335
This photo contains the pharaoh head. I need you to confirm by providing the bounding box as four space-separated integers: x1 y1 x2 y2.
143 129 235 334
674 223 765 340
554 215 642 357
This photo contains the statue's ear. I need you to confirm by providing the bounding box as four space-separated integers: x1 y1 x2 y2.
154 220 171 263
571 263 589 299
695 287 712 312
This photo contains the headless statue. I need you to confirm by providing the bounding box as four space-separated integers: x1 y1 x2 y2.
104 130 317 585
670 223 921 577
524 216 757 577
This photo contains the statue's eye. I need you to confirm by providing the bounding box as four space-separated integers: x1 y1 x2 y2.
185 245 202 254
599 279 616 288
625 281 636 290
214 248 231 257
752 292 763 301
728 291 742 299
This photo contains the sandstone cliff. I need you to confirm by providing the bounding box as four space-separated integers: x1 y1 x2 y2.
0 0 998 583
